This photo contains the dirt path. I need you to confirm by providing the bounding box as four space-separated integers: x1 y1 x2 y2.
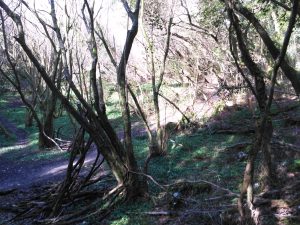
0 99 149 192
0 104 102 191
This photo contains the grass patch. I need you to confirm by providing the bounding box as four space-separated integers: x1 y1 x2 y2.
105 90 143 132
108 200 154 225
288 159 300 172
54 112 78 139
226 107 253 125
0 140 37 160
3 106 27 127
105 131 249 224
135 131 250 189
0 133 16 147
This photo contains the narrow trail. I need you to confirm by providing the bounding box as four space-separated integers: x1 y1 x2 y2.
0 99 149 191
0 101 103 191
0 111 28 146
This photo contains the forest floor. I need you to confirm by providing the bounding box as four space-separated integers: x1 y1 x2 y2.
0 97 107 224
0 98 103 191
0 95 300 225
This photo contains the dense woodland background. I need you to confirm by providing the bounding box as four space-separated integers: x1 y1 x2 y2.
0 0 300 224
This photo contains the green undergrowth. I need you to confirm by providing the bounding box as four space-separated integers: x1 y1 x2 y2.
1 104 27 129
104 100 255 225
108 201 154 225
147 132 249 191
4 92 299 224
288 159 300 172
0 95 71 161
54 112 78 139
106 90 141 132
106 131 252 224
105 91 123 130
106 100 300 225
0 95 36 157
0 133 16 147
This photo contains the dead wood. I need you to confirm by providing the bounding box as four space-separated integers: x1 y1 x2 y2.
36 185 124 224
166 180 239 197
204 193 237 201
168 181 212 195
138 205 238 217
82 173 112 188
214 128 255 134
274 214 300 220
224 142 252 152
271 139 300 153
128 172 238 198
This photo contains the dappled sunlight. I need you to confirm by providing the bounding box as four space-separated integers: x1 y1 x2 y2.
0 141 33 156
20 149 69 162
41 154 96 176
110 216 129 225
0 0 299 223
43 163 68 175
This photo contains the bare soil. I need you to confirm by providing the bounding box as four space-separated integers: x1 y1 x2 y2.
0 109 102 191
0 98 300 225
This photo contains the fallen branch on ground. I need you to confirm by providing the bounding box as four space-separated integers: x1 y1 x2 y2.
166 180 239 196
214 128 255 134
133 204 238 217
223 142 252 153
129 171 239 196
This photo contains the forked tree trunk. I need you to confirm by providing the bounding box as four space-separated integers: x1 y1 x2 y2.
229 1 300 95
39 115 55 148
0 0 146 199
238 119 273 216
227 6 274 219
90 117 144 197
228 0 298 220
25 108 33 127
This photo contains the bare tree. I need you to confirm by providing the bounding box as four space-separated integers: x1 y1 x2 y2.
221 0 300 95
0 10 60 148
0 0 146 203
225 0 299 220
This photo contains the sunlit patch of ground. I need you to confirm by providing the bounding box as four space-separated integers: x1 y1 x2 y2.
0 141 32 155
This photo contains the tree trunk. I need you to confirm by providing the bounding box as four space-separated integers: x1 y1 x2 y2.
25 108 33 127
232 2 300 95
0 0 146 199
260 122 273 191
228 7 274 218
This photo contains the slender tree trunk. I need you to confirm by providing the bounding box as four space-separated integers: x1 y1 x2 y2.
25 108 34 127
228 7 273 218
0 0 146 199
228 1 300 95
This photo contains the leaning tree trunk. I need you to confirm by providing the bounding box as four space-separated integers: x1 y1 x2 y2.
227 6 273 219
0 0 146 199
230 1 300 95
228 0 298 220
